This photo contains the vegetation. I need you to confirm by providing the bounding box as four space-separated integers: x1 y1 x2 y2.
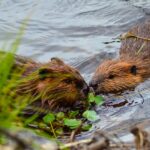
21 93 103 138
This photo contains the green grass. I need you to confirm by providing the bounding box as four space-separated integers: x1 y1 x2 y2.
0 16 31 143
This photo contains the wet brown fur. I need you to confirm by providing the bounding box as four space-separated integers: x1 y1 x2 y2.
90 20 150 94
13 56 88 113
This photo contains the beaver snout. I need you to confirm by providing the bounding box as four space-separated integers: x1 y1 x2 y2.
89 73 106 94
89 75 105 94
89 81 98 90
82 84 89 96
89 79 100 94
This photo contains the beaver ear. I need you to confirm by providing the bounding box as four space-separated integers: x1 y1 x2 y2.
51 57 65 65
130 65 137 75
39 68 52 79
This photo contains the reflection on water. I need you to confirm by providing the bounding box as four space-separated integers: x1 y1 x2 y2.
0 0 150 139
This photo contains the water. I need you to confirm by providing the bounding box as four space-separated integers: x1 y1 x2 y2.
0 0 150 140
0 0 149 62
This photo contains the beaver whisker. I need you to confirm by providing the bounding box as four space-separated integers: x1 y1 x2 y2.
43 92 66 102
17 86 37 93
48 88 69 93
47 100 57 109
31 91 39 98
17 80 37 87
37 85 69 104
18 84 36 90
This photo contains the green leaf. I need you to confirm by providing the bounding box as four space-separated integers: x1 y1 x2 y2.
56 112 65 120
24 114 39 126
64 119 81 129
43 113 55 124
38 122 48 128
94 95 104 105
55 128 63 135
82 124 92 131
82 110 99 121
69 110 79 118
88 93 95 102
88 93 104 105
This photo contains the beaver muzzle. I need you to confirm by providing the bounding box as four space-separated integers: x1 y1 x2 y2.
89 75 104 95
82 84 89 96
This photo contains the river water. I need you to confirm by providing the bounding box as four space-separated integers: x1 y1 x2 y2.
0 0 150 141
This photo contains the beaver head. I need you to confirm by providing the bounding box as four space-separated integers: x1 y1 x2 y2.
17 58 89 111
89 59 144 94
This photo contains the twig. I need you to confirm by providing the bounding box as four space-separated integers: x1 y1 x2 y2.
88 138 109 150
59 138 92 149
69 123 82 142
120 32 150 41
50 122 57 138
136 42 146 55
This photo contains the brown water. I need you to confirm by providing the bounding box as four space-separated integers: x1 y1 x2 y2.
0 0 150 142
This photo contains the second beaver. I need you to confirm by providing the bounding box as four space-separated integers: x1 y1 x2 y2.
7 54 89 113
90 20 150 94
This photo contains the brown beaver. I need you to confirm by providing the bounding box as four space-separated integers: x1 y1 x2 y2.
90 20 150 94
10 55 89 113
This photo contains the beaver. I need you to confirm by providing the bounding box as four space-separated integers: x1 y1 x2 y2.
9 55 89 113
89 20 150 94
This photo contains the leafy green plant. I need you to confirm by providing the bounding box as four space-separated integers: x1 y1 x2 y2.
88 93 104 105
25 92 104 138
82 110 99 121
43 113 56 124
64 119 81 129
81 124 92 131
56 112 65 120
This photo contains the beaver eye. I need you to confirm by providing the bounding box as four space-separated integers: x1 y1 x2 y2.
64 79 73 84
130 65 137 75
39 68 49 80
108 74 114 79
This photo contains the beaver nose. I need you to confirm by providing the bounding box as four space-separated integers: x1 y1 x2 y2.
89 80 98 91
82 86 89 96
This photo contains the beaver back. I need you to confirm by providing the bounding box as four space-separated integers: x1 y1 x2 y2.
120 20 150 60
